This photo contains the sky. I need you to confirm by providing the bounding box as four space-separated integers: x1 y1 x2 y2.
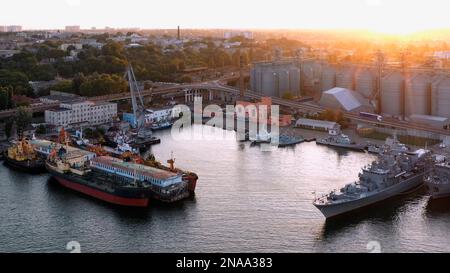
2 0 450 34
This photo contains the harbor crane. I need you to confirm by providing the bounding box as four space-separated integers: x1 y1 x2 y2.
126 65 154 140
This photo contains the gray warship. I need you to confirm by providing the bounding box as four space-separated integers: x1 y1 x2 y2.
425 158 450 199
367 135 409 154
316 133 366 151
314 148 433 218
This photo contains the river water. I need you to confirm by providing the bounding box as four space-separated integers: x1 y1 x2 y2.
1 125 450 253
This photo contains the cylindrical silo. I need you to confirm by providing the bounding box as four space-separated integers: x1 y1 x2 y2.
277 69 290 97
261 67 276 96
320 65 336 92
336 66 355 90
301 60 322 95
381 71 403 116
355 68 375 98
432 76 450 118
405 73 431 117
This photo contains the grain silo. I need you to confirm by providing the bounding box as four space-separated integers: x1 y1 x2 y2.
381 71 403 117
405 73 431 117
431 76 450 118
355 68 375 98
301 60 320 94
320 65 336 92
277 69 290 97
288 66 301 96
336 66 355 90
260 67 276 96
250 60 301 97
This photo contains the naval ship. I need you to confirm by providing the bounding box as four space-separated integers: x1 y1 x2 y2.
367 135 409 155
316 133 366 151
313 148 433 218
425 159 450 199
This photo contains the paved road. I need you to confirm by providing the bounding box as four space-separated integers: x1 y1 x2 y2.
1 79 449 136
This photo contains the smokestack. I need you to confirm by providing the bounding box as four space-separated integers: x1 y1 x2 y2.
177 26 180 40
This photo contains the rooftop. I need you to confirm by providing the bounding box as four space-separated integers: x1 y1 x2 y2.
92 156 180 180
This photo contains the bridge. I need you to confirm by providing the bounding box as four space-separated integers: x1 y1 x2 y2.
1 79 450 136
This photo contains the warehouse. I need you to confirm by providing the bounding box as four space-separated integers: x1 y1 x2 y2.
319 87 374 113
409 114 450 129
295 118 341 132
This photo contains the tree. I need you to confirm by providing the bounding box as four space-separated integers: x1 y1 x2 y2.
49 80 75 94
79 73 128 97
35 124 46 135
282 91 295 100
4 119 13 139
14 106 32 135
0 70 33 96
180 75 192 83
0 86 12 110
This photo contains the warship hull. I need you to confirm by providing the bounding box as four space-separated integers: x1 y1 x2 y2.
316 140 366 152
425 181 450 199
314 172 426 218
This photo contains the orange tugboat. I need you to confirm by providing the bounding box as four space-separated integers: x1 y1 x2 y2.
4 138 45 173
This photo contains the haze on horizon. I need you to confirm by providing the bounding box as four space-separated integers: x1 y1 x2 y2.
2 0 450 35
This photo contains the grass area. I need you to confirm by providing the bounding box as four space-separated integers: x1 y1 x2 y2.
359 131 440 147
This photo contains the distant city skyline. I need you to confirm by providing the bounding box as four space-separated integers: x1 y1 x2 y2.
2 0 450 34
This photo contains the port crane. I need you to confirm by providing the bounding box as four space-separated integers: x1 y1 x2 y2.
126 65 153 140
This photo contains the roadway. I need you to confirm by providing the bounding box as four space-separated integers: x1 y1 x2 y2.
1 79 449 136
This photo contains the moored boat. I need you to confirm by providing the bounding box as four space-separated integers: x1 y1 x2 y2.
46 147 151 207
4 139 45 173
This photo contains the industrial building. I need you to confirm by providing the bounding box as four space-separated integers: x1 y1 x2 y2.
45 100 117 128
319 87 373 113
250 60 301 98
295 118 341 132
296 59 450 121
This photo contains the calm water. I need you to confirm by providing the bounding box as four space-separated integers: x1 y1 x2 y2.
1 125 450 253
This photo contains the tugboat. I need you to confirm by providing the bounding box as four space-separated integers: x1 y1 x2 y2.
313 148 434 218
316 127 366 151
4 138 45 173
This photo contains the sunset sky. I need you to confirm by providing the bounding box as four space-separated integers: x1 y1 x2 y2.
2 0 450 34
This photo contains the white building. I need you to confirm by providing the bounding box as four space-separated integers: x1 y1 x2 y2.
45 101 117 128
144 107 180 123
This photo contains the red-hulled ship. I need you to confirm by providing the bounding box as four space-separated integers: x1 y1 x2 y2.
46 147 151 207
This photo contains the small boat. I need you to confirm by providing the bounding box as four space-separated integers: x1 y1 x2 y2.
4 138 45 173
278 135 304 147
